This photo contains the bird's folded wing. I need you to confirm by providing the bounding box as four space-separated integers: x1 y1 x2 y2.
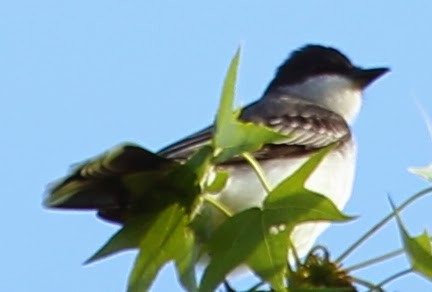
159 101 351 161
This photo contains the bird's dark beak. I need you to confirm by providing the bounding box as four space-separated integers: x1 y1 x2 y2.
350 67 390 89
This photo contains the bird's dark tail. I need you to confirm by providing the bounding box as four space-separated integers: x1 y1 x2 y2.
44 144 174 223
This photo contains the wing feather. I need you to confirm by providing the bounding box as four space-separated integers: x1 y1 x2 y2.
158 98 350 161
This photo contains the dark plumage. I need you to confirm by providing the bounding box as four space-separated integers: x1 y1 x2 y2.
265 45 355 92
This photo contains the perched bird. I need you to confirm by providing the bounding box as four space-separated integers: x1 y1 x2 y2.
45 44 388 258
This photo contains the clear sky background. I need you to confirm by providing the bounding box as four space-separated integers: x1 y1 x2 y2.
1 1 432 291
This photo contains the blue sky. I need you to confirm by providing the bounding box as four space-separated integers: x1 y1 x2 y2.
1 1 432 291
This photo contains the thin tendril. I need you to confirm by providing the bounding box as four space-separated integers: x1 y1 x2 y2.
345 248 404 271
241 152 272 193
204 196 233 217
376 268 413 288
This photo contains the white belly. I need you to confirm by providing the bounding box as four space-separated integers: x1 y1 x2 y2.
206 140 356 257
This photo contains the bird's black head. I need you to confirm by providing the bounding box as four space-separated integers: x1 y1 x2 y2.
264 44 389 94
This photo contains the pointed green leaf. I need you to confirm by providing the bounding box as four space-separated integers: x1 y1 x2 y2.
212 47 286 163
199 208 263 292
245 212 290 291
265 189 351 226
200 209 290 292
409 163 432 182
264 144 351 224
389 197 432 280
174 242 199 292
266 144 336 199
85 214 151 264
128 204 197 292
215 47 241 131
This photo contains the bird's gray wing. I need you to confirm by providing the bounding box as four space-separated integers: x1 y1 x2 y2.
158 97 351 161
158 126 213 159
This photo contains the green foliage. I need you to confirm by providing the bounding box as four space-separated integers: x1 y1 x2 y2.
409 163 432 182
213 48 285 163
390 197 432 281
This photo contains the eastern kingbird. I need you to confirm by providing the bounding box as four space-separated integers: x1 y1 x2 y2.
45 44 388 258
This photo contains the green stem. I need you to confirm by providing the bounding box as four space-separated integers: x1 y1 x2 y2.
204 196 233 217
376 268 412 288
345 248 404 271
288 237 302 269
242 152 272 193
336 186 432 263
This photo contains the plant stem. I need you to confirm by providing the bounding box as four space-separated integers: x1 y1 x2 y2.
345 248 404 271
336 186 432 263
204 196 233 217
241 152 272 193
376 268 412 287
288 237 302 268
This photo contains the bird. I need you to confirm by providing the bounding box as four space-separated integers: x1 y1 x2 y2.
44 44 389 258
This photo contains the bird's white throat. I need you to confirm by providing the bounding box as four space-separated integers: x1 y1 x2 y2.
279 75 362 124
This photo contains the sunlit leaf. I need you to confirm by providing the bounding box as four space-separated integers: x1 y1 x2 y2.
409 163 432 182
212 47 285 163
205 170 229 193
389 197 432 280
85 214 151 264
246 212 290 291
265 145 352 223
200 209 290 291
266 144 336 197
128 204 197 292
215 47 241 131
199 208 263 292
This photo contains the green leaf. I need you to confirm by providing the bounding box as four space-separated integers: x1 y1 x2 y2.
409 163 432 182
204 170 229 193
214 121 286 163
199 208 263 292
246 212 290 291
128 204 197 292
212 47 286 163
174 242 199 292
267 144 336 197
85 214 151 264
389 197 432 280
215 47 240 130
264 145 352 223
